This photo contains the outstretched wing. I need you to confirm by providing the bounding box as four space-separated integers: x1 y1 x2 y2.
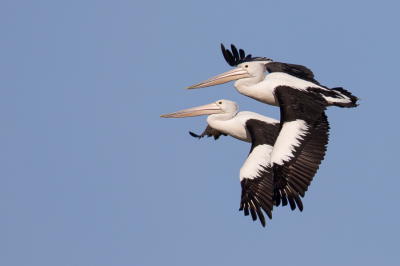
189 125 227 140
266 63 359 108
271 85 330 211
239 119 279 227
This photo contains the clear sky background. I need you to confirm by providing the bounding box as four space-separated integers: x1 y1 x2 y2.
1 1 399 265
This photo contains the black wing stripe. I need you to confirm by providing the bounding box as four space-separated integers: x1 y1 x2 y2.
289 161 317 175
249 203 258 221
300 150 326 159
287 197 296 210
292 192 303 210
288 172 309 187
289 175 308 191
244 206 249 216
274 118 329 210
273 86 330 211
265 62 320 86
254 200 266 226
296 156 320 165
240 175 274 225
255 191 274 205
257 198 273 215
253 189 273 208
281 195 288 206
289 181 306 197
239 119 279 226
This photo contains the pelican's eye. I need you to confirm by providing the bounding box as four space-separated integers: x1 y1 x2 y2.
218 101 222 105
244 65 249 68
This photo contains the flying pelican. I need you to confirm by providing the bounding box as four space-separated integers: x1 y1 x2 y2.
186 44 345 209
160 99 329 227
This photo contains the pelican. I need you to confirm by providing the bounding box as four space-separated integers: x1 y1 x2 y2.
186 44 344 209
160 99 329 227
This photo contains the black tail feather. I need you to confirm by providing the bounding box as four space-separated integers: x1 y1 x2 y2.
331 87 360 108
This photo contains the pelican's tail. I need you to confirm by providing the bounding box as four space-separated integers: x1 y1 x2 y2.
331 87 360 108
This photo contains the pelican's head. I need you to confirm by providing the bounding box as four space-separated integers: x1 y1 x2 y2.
186 44 272 90
160 99 238 120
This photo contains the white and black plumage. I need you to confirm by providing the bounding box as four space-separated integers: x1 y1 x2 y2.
161 100 278 226
187 44 359 109
186 44 347 210
161 99 328 226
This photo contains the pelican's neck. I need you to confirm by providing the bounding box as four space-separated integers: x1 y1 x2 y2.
234 75 279 106
234 74 265 88
206 113 250 143
206 112 236 124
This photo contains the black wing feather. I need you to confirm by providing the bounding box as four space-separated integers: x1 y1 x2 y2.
189 125 227 140
221 43 234 66
266 62 320 86
239 49 245 60
231 44 240 62
272 86 330 211
238 119 279 227
221 43 272 67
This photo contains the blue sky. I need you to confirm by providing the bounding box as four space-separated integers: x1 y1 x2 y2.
1 1 399 265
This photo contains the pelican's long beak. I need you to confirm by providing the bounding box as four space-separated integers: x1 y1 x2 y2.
160 103 223 118
186 67 251 89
